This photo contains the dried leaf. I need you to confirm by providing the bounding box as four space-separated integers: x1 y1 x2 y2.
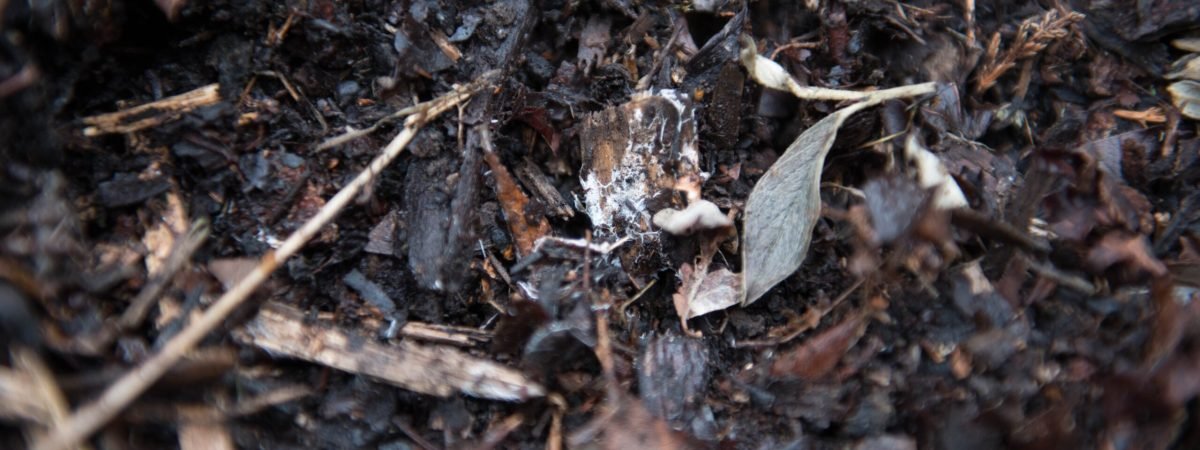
484 150 550 257
738 36 936 305
1086 232 1169 278
674 267 741 321
207 258 258 291
741 105 867 305
769 311 867 381
568 395 703 450
1168 80 1200 120
904 134 968 210
740 86 935 305
1166 54 1200 81
364 210 400 256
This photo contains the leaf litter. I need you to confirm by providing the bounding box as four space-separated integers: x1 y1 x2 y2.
5 1 1200 448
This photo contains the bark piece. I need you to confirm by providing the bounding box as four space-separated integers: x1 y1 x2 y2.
514 158 573 219
236 302 543 401
580 89 700 237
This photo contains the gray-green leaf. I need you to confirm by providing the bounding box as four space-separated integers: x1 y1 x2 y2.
741 101 874 305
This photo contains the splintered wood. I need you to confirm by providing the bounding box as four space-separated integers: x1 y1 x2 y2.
236 302 544 401
82 84 221 136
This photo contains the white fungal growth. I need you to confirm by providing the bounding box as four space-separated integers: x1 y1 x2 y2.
580 89 700 239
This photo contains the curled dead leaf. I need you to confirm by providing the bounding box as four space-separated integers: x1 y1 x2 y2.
769 311 868 381
1168 80 1200 120
674 266 741 321
737 36 936 305
739 90 936 305
905 133 968 210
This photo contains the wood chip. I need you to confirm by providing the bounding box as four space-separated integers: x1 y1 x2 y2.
235 302 544 401
178 412 234 450
514 158 573 218
580 89 700 237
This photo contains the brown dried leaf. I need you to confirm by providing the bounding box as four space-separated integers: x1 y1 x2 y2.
207 258 258 291
1086 232 1168 278
1168 80 1200 120
675 267 740 321
484 150 550 257
569 395 704 450
364 210 400 256
769 311 867 381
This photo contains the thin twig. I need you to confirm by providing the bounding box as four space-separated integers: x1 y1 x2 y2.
33 71 497 450
963 0 976 46
13 347 79 450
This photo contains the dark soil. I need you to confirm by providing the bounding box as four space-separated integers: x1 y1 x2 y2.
3 0 1200 449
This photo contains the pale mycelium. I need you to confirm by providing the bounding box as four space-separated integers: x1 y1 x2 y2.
579 89 703 247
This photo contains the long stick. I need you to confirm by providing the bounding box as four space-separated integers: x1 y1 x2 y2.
34 72 496 450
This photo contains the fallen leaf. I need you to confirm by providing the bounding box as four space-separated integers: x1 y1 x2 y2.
207 258 258 291
1086 232 1168 278
364 210 400 256
676 267 740 320
1168 80 1200 120
740 104 868 305
769 311 867 381
568 394 704 450
905 133 968 210
484 146 550 257
740 88 934 305
738 36 936 305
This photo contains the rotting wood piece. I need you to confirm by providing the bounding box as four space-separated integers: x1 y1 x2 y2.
580 89 701 237
514 157 574 219
235 302 544 401
81 84 220 136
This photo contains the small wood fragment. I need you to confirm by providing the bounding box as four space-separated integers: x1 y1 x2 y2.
236 302 543 401
82 84 220 136
482 127 551 257
399 321 491 347
177 412 234 450
514 158 574 218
